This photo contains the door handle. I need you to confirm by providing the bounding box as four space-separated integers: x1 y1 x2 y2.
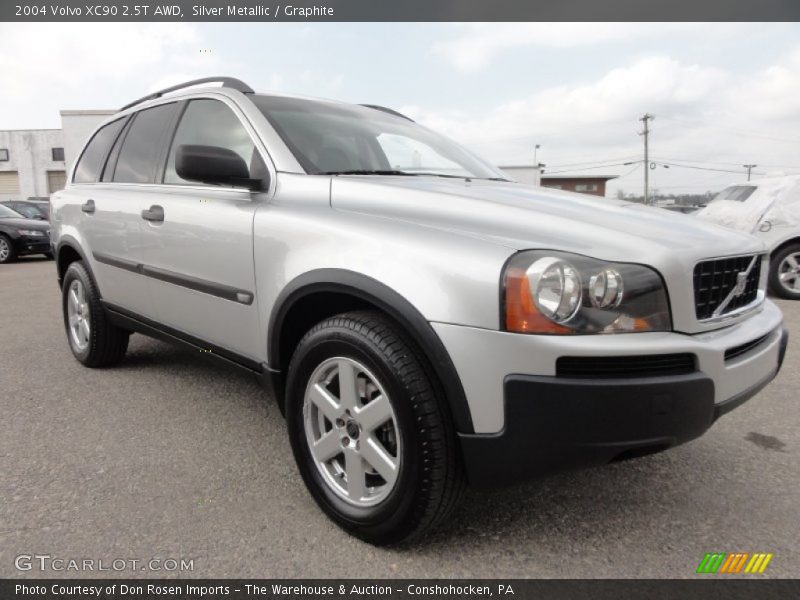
141 205 164 223
81 199 95 214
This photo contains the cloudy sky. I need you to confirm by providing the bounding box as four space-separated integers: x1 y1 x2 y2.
2 22 800 197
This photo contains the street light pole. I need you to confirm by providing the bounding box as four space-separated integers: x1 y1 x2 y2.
639 114 654 205
534 144 541 166
743 164 757 181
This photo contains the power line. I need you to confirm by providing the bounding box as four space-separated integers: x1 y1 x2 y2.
543 162 637 175
543 155 642 169
652 156 800 170
655 160 767 176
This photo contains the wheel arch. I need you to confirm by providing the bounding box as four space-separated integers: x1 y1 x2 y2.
769 236 800 262
268 269 474 433
56 237 93 289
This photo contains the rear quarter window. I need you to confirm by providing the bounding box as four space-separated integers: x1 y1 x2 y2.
72 118 127 183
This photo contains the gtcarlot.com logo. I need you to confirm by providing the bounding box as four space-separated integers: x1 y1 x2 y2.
696 552 774 574
15 554 194 573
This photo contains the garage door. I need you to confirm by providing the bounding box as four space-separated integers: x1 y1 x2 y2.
0 171 20 194
48 170 67 193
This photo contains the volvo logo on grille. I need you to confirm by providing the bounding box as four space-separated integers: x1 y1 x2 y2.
711 256 758 318
732 271 748 297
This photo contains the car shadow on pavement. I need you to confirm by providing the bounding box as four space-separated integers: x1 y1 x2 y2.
12 255 52 263
113 335 729 552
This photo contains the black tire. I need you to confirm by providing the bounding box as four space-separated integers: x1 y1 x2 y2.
769 244 800 300
44 251 54 260
0 234 16 264
62 260 129 367
286 310 465 545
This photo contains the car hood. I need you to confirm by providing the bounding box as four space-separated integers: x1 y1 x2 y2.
0 217 50 231
330 176 764 264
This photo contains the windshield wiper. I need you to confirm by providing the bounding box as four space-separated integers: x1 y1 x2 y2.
408 172 511 182
322 169 510 182
322 170 414 176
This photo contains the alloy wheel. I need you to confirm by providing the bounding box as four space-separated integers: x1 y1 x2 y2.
0 238 9 262
303 356 401 507
778 252 800 294
67 279 91 351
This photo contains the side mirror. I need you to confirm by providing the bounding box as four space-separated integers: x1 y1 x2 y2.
175 144 264 191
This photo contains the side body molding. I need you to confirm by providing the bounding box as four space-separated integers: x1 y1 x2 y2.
268 269 474 433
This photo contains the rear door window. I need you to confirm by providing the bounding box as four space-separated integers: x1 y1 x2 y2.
113 103 178 184
72 118 127 183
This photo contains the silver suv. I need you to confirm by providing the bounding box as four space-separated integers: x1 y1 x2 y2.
51 77 788 545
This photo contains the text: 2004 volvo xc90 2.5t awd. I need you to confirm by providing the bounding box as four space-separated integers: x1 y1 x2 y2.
50 78 788 544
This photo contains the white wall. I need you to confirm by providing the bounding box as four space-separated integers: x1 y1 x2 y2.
499 165 542 186
0 129 65 201
60 110 116 174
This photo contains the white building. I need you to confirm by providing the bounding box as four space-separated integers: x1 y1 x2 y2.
0 109 113 202
499 164 543 186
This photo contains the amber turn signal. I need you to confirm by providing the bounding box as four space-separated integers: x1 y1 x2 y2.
504 267 574 334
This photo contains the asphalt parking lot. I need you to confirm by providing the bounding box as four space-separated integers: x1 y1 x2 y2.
1 257 798 579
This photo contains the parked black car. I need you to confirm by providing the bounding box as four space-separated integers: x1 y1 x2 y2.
0 204 52 263
1 199 49 220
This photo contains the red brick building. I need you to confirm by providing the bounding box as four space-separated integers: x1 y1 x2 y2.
540 175 618 197
499 165 618 197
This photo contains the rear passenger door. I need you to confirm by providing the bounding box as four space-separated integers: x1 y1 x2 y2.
141 98 268 361
83 103 178 320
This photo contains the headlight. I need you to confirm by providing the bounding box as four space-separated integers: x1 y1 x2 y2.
19 229 45 237
503 250 671 334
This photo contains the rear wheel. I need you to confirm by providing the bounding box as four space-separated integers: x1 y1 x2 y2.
286 310 464 545
62 261 129 367
769 244 800 299
0 234 15 264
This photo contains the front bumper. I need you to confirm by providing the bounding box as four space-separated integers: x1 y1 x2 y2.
15 235 51 255
432 299 787 487
460 328 786 487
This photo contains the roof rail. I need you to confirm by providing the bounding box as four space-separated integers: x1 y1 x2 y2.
119 77 255 112
360 104 414 122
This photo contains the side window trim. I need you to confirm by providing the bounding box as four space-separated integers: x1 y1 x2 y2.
102 115 135 182
157 100 189 184
111 102 179 185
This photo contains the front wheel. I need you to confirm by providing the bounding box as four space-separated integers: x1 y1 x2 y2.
769 244 800 299
0 234 16 264
286 311 464 545
62 260 130 367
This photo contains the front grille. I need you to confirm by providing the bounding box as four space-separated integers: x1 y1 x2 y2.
693 255 762 320
556 354 696 378
725 334 770 362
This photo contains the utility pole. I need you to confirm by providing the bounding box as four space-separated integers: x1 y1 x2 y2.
639 113 654 205
743 164 757 181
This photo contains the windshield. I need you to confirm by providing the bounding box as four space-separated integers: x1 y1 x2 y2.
0 204 24 218
15 204 43 218
711 185 757 203
252 95 506 180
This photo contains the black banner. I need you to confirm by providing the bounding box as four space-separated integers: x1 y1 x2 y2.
2 579 800 600
3 0 800 22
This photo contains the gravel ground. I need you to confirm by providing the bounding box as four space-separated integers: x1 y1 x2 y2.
1 257 798 578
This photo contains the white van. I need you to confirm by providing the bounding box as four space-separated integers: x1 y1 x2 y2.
697 175 800 299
